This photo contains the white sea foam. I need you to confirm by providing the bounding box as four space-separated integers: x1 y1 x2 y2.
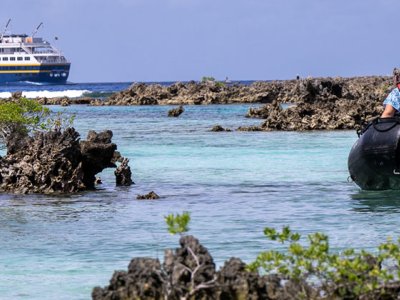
0 90 90 99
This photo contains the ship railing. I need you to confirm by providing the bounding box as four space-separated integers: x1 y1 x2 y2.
35 57 68 63
32 51 58 55
21 43 53 48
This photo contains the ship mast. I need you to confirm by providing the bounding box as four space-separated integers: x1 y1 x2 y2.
31 22 43 38
0 18 11 42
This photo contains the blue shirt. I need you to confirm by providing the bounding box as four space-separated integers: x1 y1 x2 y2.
383 88 400 111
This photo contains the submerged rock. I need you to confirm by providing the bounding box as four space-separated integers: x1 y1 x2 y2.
115 158 133 186
168 105 185 117
136 191 160 200
237 125 263 131
211 125 232 132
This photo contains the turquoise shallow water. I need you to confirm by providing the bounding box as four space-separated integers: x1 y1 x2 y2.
1 104 400 299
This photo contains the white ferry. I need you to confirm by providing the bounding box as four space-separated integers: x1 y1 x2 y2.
0 20 70 84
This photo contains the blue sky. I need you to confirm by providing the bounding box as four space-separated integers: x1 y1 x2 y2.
1 0 398 82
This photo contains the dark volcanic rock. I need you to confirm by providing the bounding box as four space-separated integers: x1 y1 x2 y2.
115 158 133 186
16 75 393 131
137 191 160 200
80 130 117 189
36 96 94 105
0 128 128 194
92 235 320 300
168 105 185 117
102 80 282 105
0 128 84 194
17 76 394 131
211 125 232 132
93 235 217 300
237 125 263 131
92 258 164 300
101 76 391 111
218 258 268 299
163 235 217 299
245 76 390 131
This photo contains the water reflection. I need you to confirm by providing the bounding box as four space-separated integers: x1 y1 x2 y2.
351 190 400 213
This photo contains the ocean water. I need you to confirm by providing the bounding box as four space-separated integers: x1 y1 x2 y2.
0 81 132 99
0 83 400 299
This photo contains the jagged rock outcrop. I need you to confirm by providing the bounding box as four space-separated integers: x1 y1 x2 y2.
80 130 117 189
168 105 185 117
92 235 317 300
98 81 284 106
8 76 392 130
115 158 133 186
93 235 400 300
0 128 130 194
96 76 390 109
246 76 390 131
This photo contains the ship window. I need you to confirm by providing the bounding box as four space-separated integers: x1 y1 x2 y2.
2 57 8 61
10 57 15 61
24 57 30 61
17 57 23 61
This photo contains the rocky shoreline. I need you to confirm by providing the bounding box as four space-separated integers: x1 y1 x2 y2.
23 76 390 106
14 75 392 131
244 76 389 131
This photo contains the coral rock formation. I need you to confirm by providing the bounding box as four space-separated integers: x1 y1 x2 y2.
0 128 130 194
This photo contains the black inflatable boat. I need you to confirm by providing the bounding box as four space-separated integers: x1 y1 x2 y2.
348 117 400 190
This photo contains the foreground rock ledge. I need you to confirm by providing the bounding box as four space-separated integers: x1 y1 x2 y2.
93 235 400 300
0 128 132 194
92 235 316 300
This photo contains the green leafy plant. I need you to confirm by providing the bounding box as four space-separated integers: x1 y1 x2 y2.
0 97 49 130
248 226 400 298
0 97 75 149
164 212 191 235
0 97 50 143
215 81 226 88
201 76 215 83
201 76 225 88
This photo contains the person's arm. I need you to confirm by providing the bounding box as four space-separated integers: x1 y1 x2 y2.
381 104 397 118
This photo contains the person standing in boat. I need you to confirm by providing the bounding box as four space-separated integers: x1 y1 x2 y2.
381 68 400 117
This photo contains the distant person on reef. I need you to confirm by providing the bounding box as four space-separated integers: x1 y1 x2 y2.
381 68 400 118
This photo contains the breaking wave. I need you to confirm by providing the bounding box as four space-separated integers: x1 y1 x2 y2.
0 90 90 99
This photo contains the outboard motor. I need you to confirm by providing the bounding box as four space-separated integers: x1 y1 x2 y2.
348 117 400 190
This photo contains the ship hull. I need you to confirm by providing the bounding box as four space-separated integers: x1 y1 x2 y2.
0 63 70 84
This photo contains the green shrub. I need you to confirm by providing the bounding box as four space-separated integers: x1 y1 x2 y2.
165 212 191 235
0 97 74 147
248 226 400 298
215 81 226 88
201 76 215 83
